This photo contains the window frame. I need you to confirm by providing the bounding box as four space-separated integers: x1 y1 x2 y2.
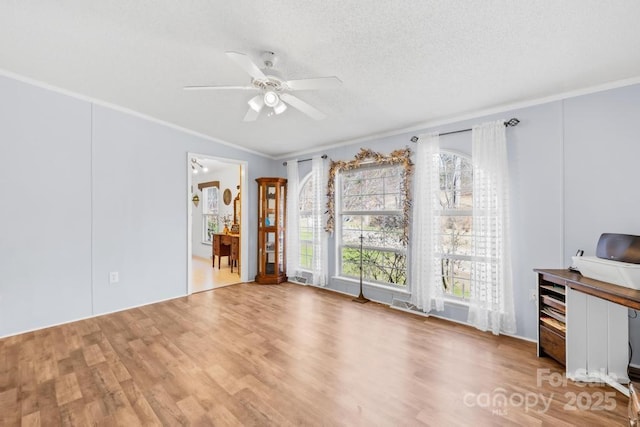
335 163 407 288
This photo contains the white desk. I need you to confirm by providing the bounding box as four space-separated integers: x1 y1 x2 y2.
535 269 640 396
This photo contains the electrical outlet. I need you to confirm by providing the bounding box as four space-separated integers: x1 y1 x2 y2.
109 272 119 284
529 288 537 301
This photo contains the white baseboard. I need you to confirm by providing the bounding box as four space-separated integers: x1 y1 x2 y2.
0 293 185 341
313 283 535 344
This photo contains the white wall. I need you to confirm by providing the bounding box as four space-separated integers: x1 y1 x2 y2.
563 85 640 262
0 75 275 337
0 76 93 333
562 85 640 362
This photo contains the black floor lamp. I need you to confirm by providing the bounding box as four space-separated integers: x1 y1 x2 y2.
353 233 370 304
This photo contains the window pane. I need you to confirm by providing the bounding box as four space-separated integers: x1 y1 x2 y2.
451 278 471 299
341 215 404 249
384 194 401 210
437 216 473 256
299 215 313 239
300 241 312 270
202 186 219 242
438 153 472 210
364 215 404 249
203 214 218 243
204 187 219 214
439 259 470 290
341 166 403 212
341 247 406 286
299 194 313 212
343 195 368 211
341 215 362 245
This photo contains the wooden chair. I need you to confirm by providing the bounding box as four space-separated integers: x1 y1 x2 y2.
213 234 231 269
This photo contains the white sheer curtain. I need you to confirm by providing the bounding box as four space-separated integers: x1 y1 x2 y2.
311 156 328 286
410 133 444 312
467 120 516 335
286 160 300 279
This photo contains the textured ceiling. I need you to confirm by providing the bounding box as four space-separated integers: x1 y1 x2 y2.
1 1 640 158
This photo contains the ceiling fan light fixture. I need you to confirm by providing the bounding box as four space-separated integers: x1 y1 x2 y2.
248 95 264 112
263 91 279 108
273 101 287 115
186 50 340 121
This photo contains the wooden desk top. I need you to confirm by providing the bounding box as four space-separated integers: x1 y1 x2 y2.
534 268 640 310
213 233 239 241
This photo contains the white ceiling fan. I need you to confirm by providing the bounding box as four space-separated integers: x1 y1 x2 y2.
184 51 342 121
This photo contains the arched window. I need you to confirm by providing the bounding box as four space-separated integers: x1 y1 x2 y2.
436 151 473 299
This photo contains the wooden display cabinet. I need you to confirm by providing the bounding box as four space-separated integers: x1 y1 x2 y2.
255 177 287 284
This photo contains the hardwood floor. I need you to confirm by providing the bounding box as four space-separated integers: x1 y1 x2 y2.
0 283 630 426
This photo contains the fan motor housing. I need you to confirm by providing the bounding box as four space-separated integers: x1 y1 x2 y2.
252 76 285 92
261 51 277 69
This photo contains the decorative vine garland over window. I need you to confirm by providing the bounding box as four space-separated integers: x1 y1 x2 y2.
326 147 414 245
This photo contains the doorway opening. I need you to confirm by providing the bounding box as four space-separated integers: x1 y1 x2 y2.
187 153 248 293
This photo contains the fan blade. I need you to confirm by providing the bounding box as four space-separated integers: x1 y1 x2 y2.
225 51 266 80
286 76 342 91
183 85 257 91
243 107 260 122
279 93 326 120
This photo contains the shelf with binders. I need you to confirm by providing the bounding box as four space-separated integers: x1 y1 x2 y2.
537 273 567 365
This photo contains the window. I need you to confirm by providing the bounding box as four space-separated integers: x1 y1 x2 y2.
436 151 473 300
338 165 406 286
202 186 219 243
298 174 314 270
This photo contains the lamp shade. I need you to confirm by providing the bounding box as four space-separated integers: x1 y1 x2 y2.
248 95 265 112
263 91 279 107
273 101 287 115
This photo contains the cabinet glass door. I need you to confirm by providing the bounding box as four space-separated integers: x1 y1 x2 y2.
267 184 276 226
266 231 276 274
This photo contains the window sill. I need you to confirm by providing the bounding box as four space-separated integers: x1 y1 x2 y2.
331 276 411 295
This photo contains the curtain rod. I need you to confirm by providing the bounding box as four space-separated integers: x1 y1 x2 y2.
409 118 520 142
282 154 327 166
